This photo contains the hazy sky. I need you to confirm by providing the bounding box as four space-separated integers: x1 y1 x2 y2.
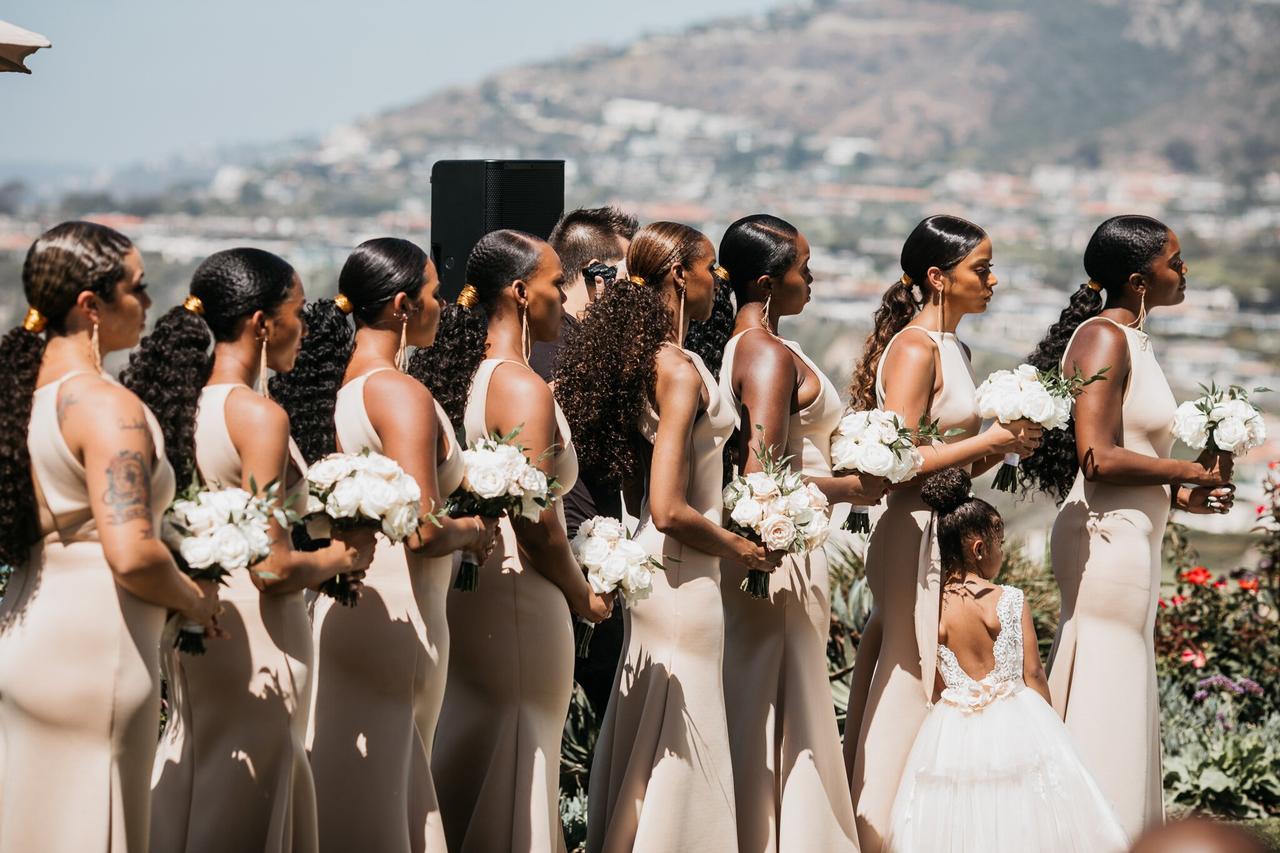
1 0 780 170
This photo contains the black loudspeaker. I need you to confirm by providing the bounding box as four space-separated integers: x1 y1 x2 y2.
430 160 565 300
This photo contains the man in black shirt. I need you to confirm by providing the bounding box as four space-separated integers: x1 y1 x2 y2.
530 206 638 717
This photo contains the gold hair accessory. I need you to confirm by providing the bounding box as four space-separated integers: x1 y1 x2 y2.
334 292 355 315
22 307 47 333
182 294 205 316
712 265 730 283
627 273 646 286
1085 280 1102 292
900 273 913 287
456 284 480 309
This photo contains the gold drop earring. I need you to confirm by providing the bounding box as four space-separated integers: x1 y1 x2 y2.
256 337 269 397
676 287 686 344
90 321 101 372
1135 291 1147 331
761 290 772 333
396 312 409 372
521 306 532 363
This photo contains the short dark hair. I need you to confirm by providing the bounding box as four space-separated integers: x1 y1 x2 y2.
548 206 640 283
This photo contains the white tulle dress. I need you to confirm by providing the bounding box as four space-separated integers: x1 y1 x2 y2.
885 585 1129 853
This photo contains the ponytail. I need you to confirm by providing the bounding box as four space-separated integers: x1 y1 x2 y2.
270 298 353 463
1018 215 1170 502
848 278 921 411
0 328 47 567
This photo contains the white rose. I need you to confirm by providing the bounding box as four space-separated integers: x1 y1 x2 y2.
240 523 271 559
830 435 859 471
805 482 830 512
326 477 364 520
576 517 597 540
357 476 399 520
614 538 647 565
622 561 654 603
361 452 401 480
1246 414 1267 447
599 554 629 588
181 503 221 536
1015 363 1039 380
990 388 1025 422
212 525 252 571
730 497 765 528
594 517 626 543
1043 396 1073 431
1213 416 1248 454
791 506 814 528
494 444 526 478
786 489 812 514
518 465 549 498
382 503 419 542
1222 398 1256 422
308 454 355 489
760 514 797 552
577 536 613 570
1172 402 1210 449
179 533 217 569
745 472 779 499
853 441 897 478
838 411 871 437
464 451 509 499
890 447 924 483
391 473 421 505
1020 386 1056 425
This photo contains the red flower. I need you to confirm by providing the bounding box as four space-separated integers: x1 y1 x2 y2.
1259 505 1269 515
1158 597 1168 608
1181 566 1212 585
1172 594 1186 606
1213 579 1227 589
1239 577 1259 592
1180 648 1207 669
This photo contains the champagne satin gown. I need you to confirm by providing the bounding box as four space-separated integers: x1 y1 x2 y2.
841 327 980 853
1047 317 1175 838
308 368 464 853
432 358 577 853
0 371 175 853
151 383 318 853
718 331 859 853
587 347 739 853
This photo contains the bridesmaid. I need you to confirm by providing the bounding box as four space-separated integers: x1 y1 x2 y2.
122 248 375 853
1019 215 1234 838
716 215 885 853
271 238 495 853
556 221 780 852
0 222 219 853
840 215 1040 853
410 229 612 853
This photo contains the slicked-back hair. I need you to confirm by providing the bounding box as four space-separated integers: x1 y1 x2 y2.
548 206 640 283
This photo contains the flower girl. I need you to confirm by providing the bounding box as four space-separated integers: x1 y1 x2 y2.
885 467 1129 853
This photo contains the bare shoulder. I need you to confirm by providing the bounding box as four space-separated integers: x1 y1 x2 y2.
735 331 795 379
881 328 938 376
60 374 145 432
1067 316 1128 364
365 368 433 407
224 386 290 437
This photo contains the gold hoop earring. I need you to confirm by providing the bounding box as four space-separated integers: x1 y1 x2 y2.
521 307 532 363
256 337 269 397
761 292 772 333
90 322 101 372
396 314 409 372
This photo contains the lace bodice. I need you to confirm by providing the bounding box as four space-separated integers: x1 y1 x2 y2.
937 585 1024 712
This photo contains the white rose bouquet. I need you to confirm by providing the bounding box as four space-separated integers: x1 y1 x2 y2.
722 440 831 599
304 448 424 606
161 477 286 653
830 410 941 533
447 427 561 592
975 363 1108 493
1172 383 1268 457
569 516 661 656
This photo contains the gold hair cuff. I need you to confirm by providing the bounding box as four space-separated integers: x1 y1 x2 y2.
1085 280 1102 292
900 273 913 286
627 273 646 286
334 292 354 314
456 284 480 309
712 264 730 282
182 294 205 316
22 307 47 333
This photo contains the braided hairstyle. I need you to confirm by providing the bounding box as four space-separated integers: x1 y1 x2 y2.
270 237 429 463
122 248 296 484
1017 215 1171 502
920 467 1002 586
555 221 707 489
408 230 544 431
848 215 986 411
0 221 132 567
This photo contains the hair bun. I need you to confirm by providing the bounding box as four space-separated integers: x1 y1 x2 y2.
921 467 973 515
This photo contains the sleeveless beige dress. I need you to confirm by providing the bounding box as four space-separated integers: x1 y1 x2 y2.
308 369 464 853
718 331 859 853
0 371 174 853
1047 317 1174 838
432 358 577 853
587 347 739 853
150 383 318 853
841 328 980 853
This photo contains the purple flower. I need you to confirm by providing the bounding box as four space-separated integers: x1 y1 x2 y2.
1193 690 1209 702
1238 678 1264 697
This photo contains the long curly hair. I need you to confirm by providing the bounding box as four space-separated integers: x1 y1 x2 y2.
921 467 1002 585
122 248 295 483
408 229 544 431
848 215 986 411
271 237 429 463
1017 215 1171 502
682 277 735 378
0 221 132 568
555 222 705 488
